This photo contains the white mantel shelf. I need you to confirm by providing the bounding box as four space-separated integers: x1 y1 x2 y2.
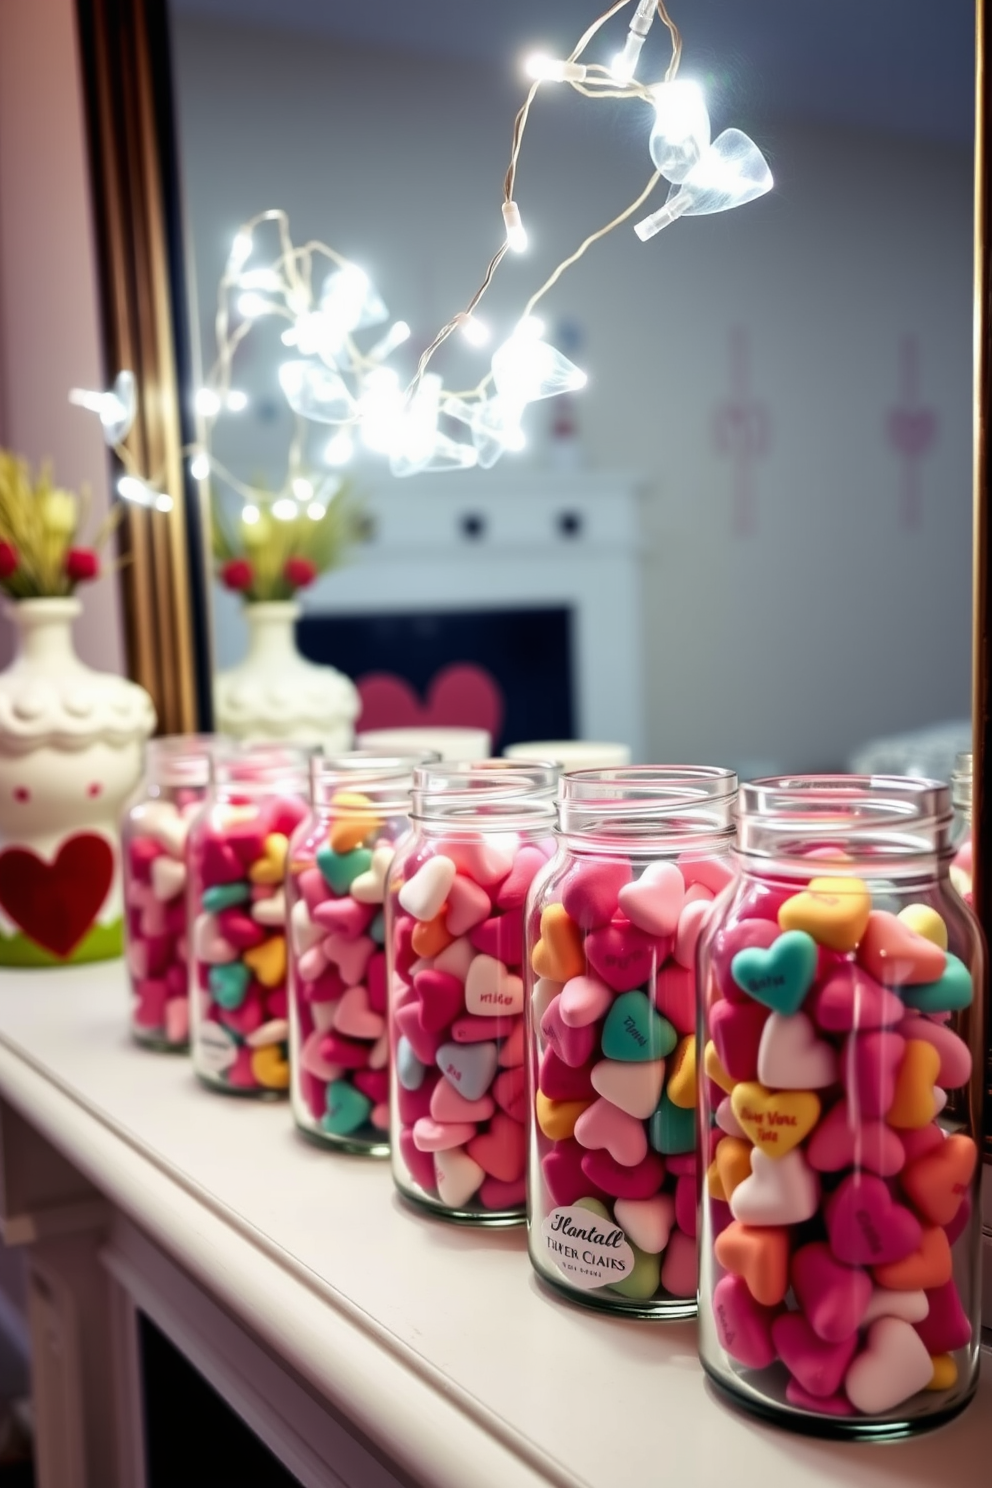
0 963 989 1488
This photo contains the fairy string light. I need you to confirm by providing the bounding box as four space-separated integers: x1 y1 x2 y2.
70 0 772 510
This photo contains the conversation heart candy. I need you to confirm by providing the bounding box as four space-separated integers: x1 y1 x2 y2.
791 1242 872 1343
806 1098 905 1178
777 876 871 952
561 858 632 929
711 918 780 1001
464 954 523 1017
436 1040 498 1101
857 911 947 987
653 963 695 1034
731 1148 820 1227
757 1011 837 1089
648 1092 695 1154
434 1147 485 1208
574 1098 648 1167
899 954 974 1013
444 874 491 936
251 1043 290 1090
601 991 677 1063
414 968 464 1033
678 855 733 896
712 1274 779 1368
209 961 250 1010
332 985 384 1041
323 1080 373 1136
926 1354 958 1392
665 1035 696 1108
468 1112 526 1182
861 1286 930 1327
590 1058 665 1119
617 861 685 937
560 973 614 1028
710 1000 769 1082
614 1194 675 1254
897 903 948 951
730 1082 820 1159
543 1140 605 1207
535 1092 591 1141
807 964 905 1033
900 1016 972 1088
714 1138 752 1201
871 1226 952 1292
531 903 585 983
585 921 664 993
150 854 186 902
469 909 524 965
243 935 286 989
581 1148 665 1200
825 1173 922 1267
350 846 392 905
886 1040 941 1129
674 899 711 969
730 930 817 1015
844 1318 934 1414
398 855 456 922
714 1222 790 1306
900 1133 977 1228
539 1047 596 1101
660 1228 698 1297
841 1029 905 1119
610 1242 662 1300
771 1313 858 1398
541 995 598 1067
913 1278 971 1353
495 845 547 909
412 1117 478 1153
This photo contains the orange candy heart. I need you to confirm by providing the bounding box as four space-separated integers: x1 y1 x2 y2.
706 1159 728 1201
886 1041 941 1129
412 912 454 959
328 791 379 854
901 1133 977 1227
531 903 585 982
715 1137 752 1200
667 1035 697 1109
535 1092 592 1141
714 1221 790 1306
704 1039 736 1095
872 1225 952 1291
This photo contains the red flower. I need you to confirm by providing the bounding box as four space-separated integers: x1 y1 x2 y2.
220 558 254 591
0 541 17 579
284 556 318 589
65 548 100 582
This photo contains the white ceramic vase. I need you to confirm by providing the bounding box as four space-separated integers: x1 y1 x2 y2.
0 597 156 966
213 600 359 751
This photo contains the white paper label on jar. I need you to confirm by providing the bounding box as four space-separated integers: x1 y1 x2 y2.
540 1205 635 1289
197 1019 237 1073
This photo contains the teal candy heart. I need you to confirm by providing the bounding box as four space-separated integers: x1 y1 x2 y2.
322 1079 372 1136
369 910 385 945
649 1091 695 1154
900 953 974 1013
208 960 250 1010
316 846 373 897
601 991 677 1063
202 882 251 913
730 930 817 1014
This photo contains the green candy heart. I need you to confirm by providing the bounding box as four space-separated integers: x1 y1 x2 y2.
202 882 251 913
601 991 677 1063
730 929 817 1015
322 1079 372 1136
610 1241 661 1300
369 910 385 945
208 960 250 1010
900 953 974 1013
575 1196 611 1220
316 846 373 897
649 1091 695 1154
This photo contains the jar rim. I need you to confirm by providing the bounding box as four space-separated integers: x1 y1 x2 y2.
558 765 738 834
737 773 954 862
146 733 224 788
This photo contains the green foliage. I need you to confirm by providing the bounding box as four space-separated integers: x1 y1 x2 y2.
210 480 364 601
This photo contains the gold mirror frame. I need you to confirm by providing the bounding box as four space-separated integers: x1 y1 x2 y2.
74 0 991 1148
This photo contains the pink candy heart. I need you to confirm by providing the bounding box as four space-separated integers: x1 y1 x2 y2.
469 910 524 966
412 1117 477 1153
399 1129 438 1193
914 1278 971 1354
297 866 331 916
661 1228 698 1297
300 1029 342 1082
585 920 666 993
444 875 491 936
757 1011 837 1089
542 1139 606 1206
573 1097 648 1167
712 1274 779 1368
710 998 769 1082
560 973 614 1028
312 897 375 938
495 845 548 910
808 964 905 1032
394 1000 442 1065
617 861 685 938
590 1058 665 1120
806 1098 906 1178
468 1112 526 1182
678 855 733 896
333 985 384 1041
580 1148 665 1200
414 969 464 1033
539 1048 595 1101
323 933 374 987
541 995 598 1067
825 1173 922 1266
771 1313 858 1399
900 1015 972 1088
791 1241 872 1343
430 1081 495 1123
653 963 696 1033
840 1029 905 1118
674 898 711 969
562 859 632 930
493 1066 527 1122
857 911 947 986
498 1021 525 1067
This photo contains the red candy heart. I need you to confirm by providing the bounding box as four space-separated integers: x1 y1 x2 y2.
561 859 632 930
771 1312 858 1398
580 1149 665 1199
542 1138 607 1206
710 999 769 1082
414 969 464 1033
585 920 665 992
538 1048 595 1101
468 909 525 965
791 1241 872 1342
914 1278 971 1354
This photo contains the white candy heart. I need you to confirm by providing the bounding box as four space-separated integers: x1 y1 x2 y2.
149 809 189 859
590 1058 666 1120
560 973 613 1028
192 913 238 965
673 898 711 969
861 1287 929 1327
300 1028 341 1081
465 954 523 1016
844 1317 934 1414
196 1019 236 1073
254 890 287 928
715 1095 746 1138
351 846 393 905
730 1147 820 1226
289 897 321 953
614 1194 675 1255
617 861 685 937
434 1146 485 1207
436 1040 498 1101
310 1001 339 1036
757 1010 838 1090
437 837 514 887
399 855 457 922
434 936 475 982
246 1018 289 1048
532 977 563 1022
150 854 186 903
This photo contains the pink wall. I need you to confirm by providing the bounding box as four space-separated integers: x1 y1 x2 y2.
0 0 125 675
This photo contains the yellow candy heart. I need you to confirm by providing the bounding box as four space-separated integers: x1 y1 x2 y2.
886 1040 941 1129
730 1082 821 1159
249 833 289 885
329 792 380 854
667 1035 696 1109
897 903 948 952
777 875 871 952
535 1092 591 1141
251 1043 289 1090
715 1136 752 1199
244 935 287 989
926 1354 958 1392
706 1159 727 1201
704 1040 736 1095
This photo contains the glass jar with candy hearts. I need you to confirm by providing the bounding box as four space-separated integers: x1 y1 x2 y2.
122 736 218 1051
697 775 984 1437
187 745 309 1097
287 753 428 1154
524 766 737 1316
388 761 558 1224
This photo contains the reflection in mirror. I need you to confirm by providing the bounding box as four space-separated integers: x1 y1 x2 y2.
165 0 975 774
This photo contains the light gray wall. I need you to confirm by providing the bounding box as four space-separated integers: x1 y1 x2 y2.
171 15 974 773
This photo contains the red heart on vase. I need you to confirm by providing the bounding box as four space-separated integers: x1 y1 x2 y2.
0 834 114 957
356 664 504 739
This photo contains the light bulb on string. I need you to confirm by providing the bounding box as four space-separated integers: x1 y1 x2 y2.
195 388 221 417
324 430 354 467
649 80 711 184
226 390 248 412
610 0 656 84
117 474 171 511
238 267 282 292
307 502 326 521
525 54 588 83
271 498 298 521
242 504 260 525
635 127 773 241
444 394 526 470
359 367 406 455
279 360 356 423
229 231 253 271
460 315 491 347
320 266 389 345
291 477 314 501
367 320 411 363
190 452 210 481
502 201 528 253
68 370 135 446
237 291 273 319
390 374 478 477
491 322 587 405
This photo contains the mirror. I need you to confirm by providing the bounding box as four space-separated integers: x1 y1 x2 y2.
163 0 976 777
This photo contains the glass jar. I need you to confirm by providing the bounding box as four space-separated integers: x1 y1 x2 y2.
697 775 984 1437
287 753 426 1154
388 761 558 1224
950 752 973 906
187 745 309 1096
122 736 216 1051
525 766 737 1316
